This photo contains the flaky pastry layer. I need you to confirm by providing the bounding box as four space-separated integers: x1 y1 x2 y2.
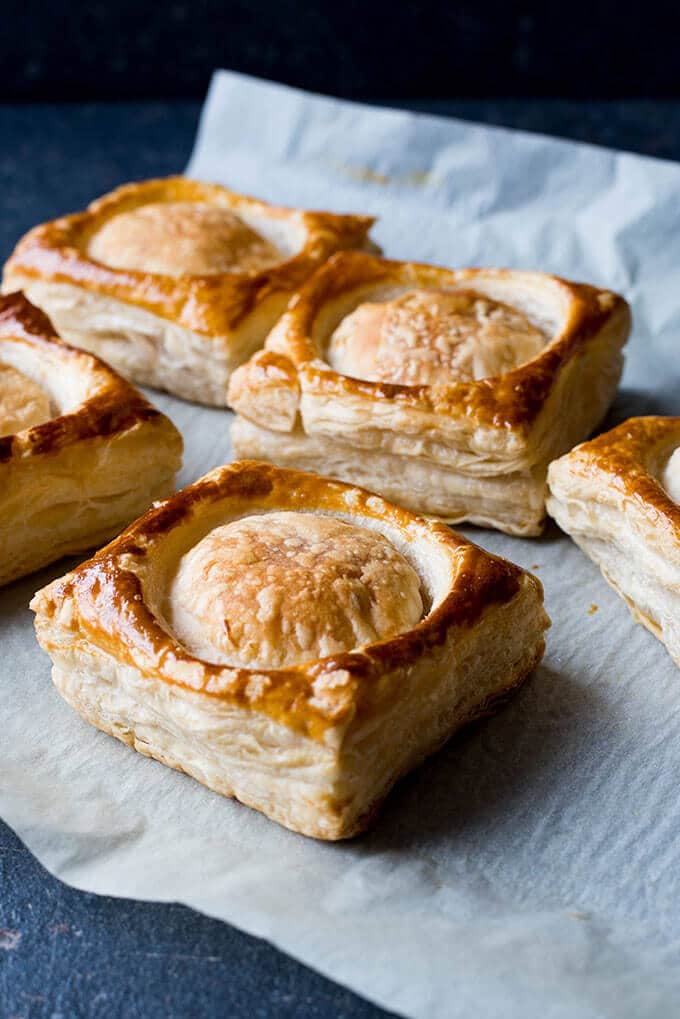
232 417 548 535
229 252 630 535
3 177 376 406
31 460 549 839
0 292 182 585
547 416 680 666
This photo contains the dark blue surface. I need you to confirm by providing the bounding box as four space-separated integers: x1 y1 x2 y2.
2 2 679 101
2 97 679 1019
0 822 391 1018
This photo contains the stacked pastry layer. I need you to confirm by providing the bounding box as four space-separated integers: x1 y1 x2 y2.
547 417 680 667
0 292 183 585
228 252 631 535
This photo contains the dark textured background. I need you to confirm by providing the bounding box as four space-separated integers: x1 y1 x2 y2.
1 0 678 101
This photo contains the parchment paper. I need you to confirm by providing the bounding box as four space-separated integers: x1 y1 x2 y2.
3 70 680 1018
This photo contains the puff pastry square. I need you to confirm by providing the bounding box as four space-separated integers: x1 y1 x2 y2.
228 252 630 536
0 292 182 586
3 177 376 406
31 460 549 840
547 416 680 667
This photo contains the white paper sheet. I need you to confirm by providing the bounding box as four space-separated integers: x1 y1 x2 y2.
3 70 680 1018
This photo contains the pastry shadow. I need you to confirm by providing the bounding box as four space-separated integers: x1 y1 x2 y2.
362 662 602 850
600 387 674 430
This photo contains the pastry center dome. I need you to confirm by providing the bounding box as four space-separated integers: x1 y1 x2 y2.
170 510 423 669
88 201 282 277
327 287 546 386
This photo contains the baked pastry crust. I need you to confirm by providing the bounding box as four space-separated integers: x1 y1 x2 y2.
547 416 680 667
0 291 182 586
31 460 549 840
3 177 376 406
228 251 630 536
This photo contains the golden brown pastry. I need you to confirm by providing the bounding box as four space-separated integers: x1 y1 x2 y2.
228 252 630 536
547 416 680 667
31 460 550 839
0 291 182 586
3 177 377 406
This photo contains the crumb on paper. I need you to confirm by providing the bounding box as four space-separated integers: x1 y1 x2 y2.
341 164 390 186
531 564 539 570
333 161 440 189
588 604 599 615
404 170 435 187
568 911 590 921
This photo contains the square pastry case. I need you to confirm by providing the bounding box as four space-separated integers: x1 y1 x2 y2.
31 460 550 839
3 177 377 406
0 292 182 585
548 416 680 667
229 251 631 536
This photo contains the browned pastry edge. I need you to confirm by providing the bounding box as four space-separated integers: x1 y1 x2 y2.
247 250 630 431
563 415 680 544
35 460 542 743
0 291 176 463
4 177 376 338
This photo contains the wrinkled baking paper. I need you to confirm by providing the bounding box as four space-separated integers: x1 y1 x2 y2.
3 70 680 1019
